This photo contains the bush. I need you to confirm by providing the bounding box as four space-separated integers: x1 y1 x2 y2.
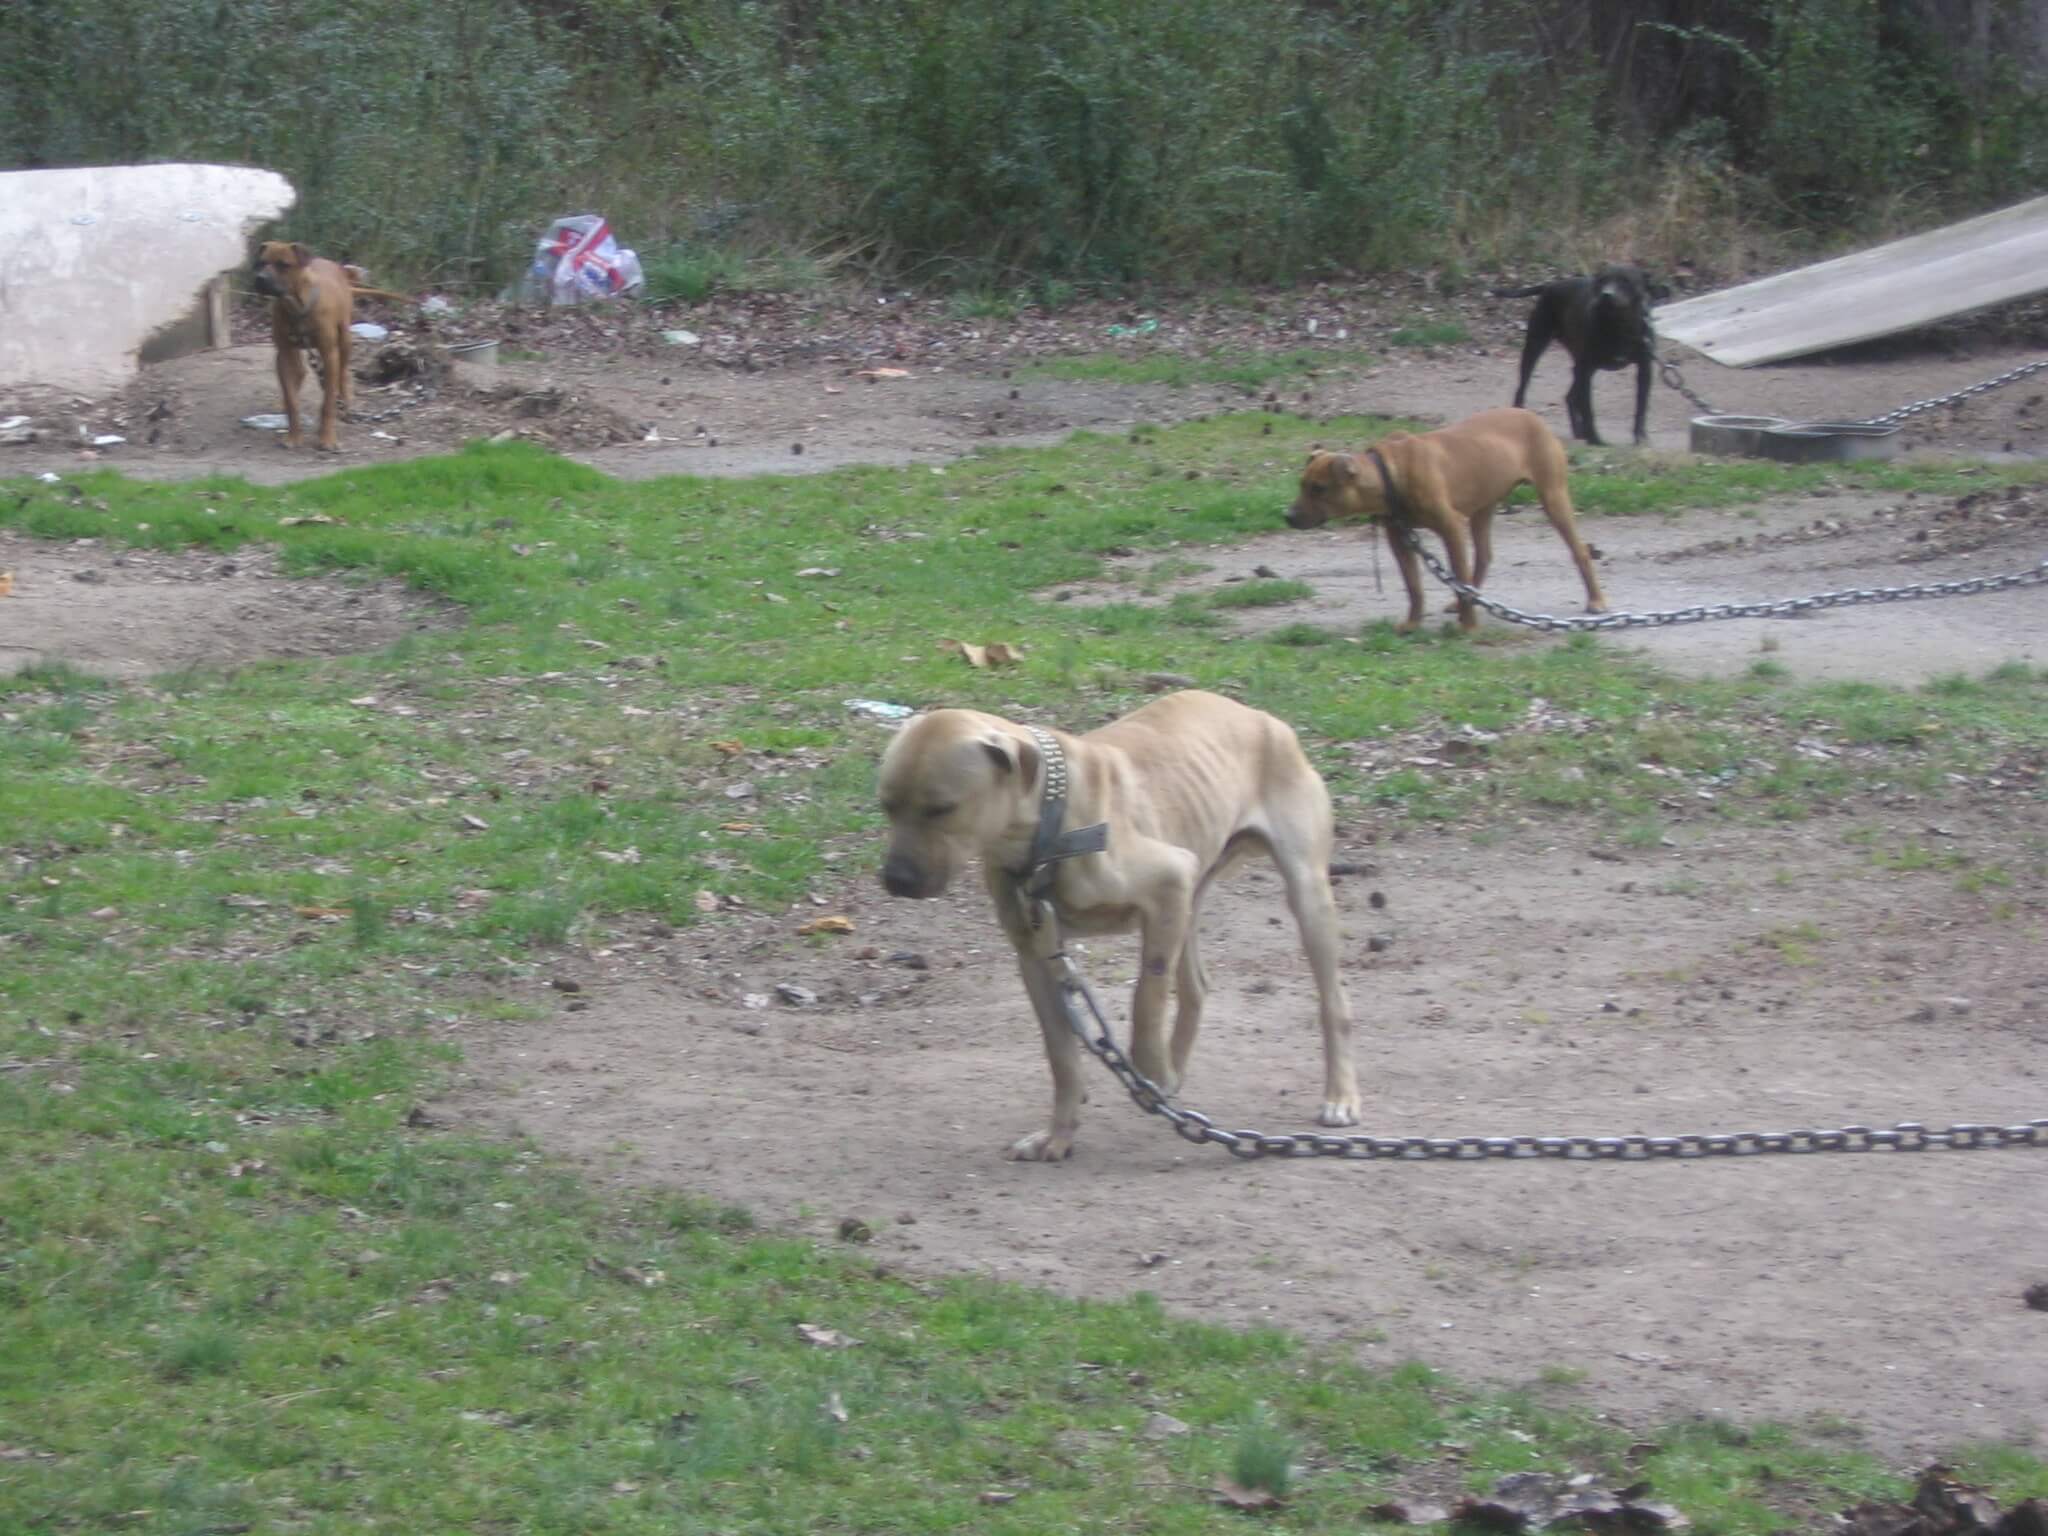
2 0 2041 289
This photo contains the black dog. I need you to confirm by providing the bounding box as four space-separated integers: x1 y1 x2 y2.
1493 265 1669 447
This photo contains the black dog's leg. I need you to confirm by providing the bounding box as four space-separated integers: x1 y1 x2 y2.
1631 352 1652 445
1512 300 1557 409
1567 362 1602 445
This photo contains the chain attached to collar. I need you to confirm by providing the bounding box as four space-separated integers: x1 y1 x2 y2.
1014 725 1108 912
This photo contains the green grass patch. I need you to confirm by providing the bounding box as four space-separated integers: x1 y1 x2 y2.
1387 318 1470 347
1207 577 1314 609
3 415 2046 1530
1023 347 1371 390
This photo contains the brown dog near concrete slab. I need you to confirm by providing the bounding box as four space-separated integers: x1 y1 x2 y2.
1284 406 1607 632
1494 264 1668 446
250 241 406 451
877 691 1358 1161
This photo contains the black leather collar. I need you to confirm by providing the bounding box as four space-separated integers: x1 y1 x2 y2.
1365 447 1411 524
1013 725 1108 900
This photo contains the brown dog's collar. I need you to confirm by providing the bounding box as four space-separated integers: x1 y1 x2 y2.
1365 448 1412 525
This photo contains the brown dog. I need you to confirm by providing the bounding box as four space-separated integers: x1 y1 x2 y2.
1284 406 1607 631
877 691 1358 1161
250 241 405 451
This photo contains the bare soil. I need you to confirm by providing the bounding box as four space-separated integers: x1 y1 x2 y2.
451 799 2047 1459
4 282 2045 1455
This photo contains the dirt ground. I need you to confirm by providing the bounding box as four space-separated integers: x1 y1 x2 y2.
3 284 2045 1456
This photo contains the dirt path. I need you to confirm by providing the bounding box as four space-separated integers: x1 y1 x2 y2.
5 299 2046 1454
453 807 2047 1456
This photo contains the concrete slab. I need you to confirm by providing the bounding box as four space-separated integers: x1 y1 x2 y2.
0 163 295 395
1657 194 2048 367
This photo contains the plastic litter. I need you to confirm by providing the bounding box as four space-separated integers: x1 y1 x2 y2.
350 322 389 342
845 699 915 723
1105 318 1159 337
663 329 701 347
521 215 645 306
240 413 289 431
420 295 455 315
90 434 126 446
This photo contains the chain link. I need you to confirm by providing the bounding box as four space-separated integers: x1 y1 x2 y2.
1045 953 2048 1163
1658 357 1722 417
1861 358 2048 426
1398 528 2048 633
1659 353 2048 428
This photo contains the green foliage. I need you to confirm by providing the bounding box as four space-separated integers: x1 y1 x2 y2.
4 0 2040 288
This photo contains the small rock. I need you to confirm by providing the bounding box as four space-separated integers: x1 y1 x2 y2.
1140 671 1198 692
775 983 817 1007
887 950 929 970
2024 1281 2048 1312
1142 1411 1191 1438
1368 890 1387 909
550 977 582 994
837 1217 873 1243
1252 564 1279 578
1367 935 1392 953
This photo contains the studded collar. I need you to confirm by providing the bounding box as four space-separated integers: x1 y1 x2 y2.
1012 725 1108 900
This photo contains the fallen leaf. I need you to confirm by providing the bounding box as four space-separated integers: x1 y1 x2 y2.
710 739 746 755
294 905 347 920
979 1490 1019 1506
0 571 13 597
798 915 855 936
824 1392 849 1424
719 821 758 833
939 637 1027 668
1213 1478 1283 1511
586 1256 661 1288
693 890 720 913
858 367 911 381
459 813 490 831
795 1322 859 1348
278 513 341 526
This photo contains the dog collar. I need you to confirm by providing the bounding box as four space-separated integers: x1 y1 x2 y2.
1015 725 1108 901
1365 448 1412 524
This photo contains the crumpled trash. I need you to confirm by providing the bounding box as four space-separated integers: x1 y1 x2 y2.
420 295 455 316
845 699 915 722
351 322 390 342
1106 318 1159 337
662 329 701 347
241 414 290 432
521 215 645 306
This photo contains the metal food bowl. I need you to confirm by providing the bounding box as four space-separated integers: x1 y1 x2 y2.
1688 414 1787 458
1757 420 1901 464
445 338 501 369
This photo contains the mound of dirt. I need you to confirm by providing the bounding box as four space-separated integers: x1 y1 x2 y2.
0 527 458 679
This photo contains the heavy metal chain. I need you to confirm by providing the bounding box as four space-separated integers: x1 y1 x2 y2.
1398 527 2048 633
1658 357 1722 416
1041 946 2048 1163
1863 357 2048 425
1658 353 2048 427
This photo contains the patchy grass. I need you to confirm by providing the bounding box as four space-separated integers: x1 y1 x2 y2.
1206 577 1315 609
4 415 2047 1531
1387 319 1471 347
1023 347 1371 390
